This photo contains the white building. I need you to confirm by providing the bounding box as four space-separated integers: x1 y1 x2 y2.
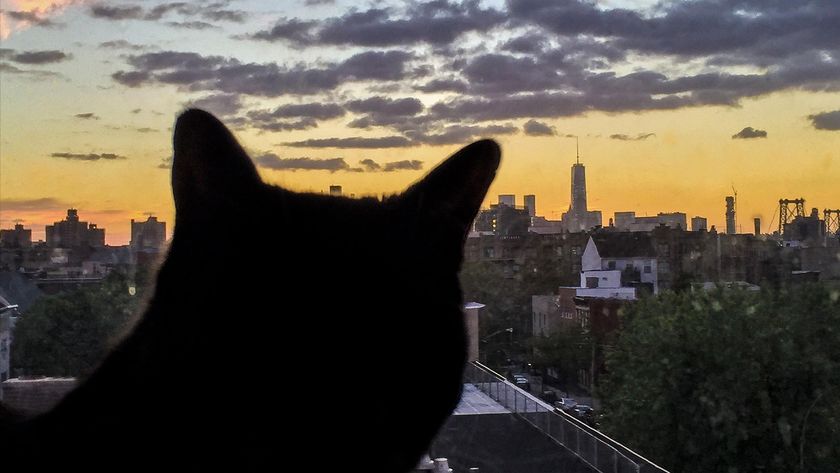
581 234 659 294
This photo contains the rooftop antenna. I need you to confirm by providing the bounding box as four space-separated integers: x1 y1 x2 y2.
576 136 580 164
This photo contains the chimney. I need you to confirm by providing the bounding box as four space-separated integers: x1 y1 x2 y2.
754 217 761 236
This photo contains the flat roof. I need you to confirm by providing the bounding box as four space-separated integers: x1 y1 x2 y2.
453 383 509 415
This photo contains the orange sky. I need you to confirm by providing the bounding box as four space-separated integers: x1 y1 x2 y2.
1 1 838 245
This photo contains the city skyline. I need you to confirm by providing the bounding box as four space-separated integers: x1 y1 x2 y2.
1 0 839 245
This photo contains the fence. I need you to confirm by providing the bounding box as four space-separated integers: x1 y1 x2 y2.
464 362 668 473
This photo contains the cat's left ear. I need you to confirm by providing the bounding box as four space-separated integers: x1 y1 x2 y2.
171 109 262 216
401 139 500 236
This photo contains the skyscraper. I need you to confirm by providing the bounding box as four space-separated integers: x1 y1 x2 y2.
725 196 736 235
570 163 587 213
561 141 602 232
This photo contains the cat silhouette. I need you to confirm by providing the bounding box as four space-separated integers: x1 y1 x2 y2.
1 109 500 472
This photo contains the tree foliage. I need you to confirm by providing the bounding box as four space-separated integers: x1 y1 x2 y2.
600 284 840 473
460 255 566 367
529 327 591 388
11 271 144 378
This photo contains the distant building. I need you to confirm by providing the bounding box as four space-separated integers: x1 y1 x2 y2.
528 217 564 234
498 194 515 207
130 216 166 251
725 196 736 235
523 195 536 217
473 204 530 236
532 288 577 337
613 212 687 232
0 224 32 248
691 216 708 232
45 209 105 248
561 160 602 232
329 185 342 197
783 208 826 247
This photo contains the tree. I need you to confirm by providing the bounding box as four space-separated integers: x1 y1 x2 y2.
460 254 567 370
529 327 591 389
11 271 143 378
599 284 840 472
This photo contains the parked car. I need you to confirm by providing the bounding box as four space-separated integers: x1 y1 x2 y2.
572 405 595 424
511 375 530 392
554 398 577 411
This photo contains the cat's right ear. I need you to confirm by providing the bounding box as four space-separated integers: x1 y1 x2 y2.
401 139 501 238
172 108 261 217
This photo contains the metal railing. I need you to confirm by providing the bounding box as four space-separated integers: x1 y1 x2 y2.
464 362 668 473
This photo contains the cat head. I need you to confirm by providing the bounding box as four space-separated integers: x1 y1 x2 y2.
162 109 499 470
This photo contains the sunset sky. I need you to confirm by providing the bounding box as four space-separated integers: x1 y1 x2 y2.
1 0 838 245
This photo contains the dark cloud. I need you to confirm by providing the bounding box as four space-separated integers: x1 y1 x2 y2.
284 136 414 149
501 33 546 54
257 103 346 120
248 18 316 43
304 0 335 5
249 1 505 47
2 50 70 65
337 50 413 81
808 110 840 131
359 158 381 171
0 197 68 212
90 4 144 20
414 77 468 93
186 93 243 117
50 152 127 161
5 10 57 27
135 127 158 133
91 2 246 23
523 119 555 136
382 160 423 172
75 113 100 120
254 154 350 172
430 92 587 122
158 156 173 169
166 21 219 30
462 54 561 94
0 63 62 79
112 70 151 87
131 108 142 114
201 9 246 23
507 0 840 61
610 133 655 141
731 127 767 139
111 50 413 96
244 103 345 131
407 124 518 145
252 118 319 132
99 40 147 50
346 96 423 116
